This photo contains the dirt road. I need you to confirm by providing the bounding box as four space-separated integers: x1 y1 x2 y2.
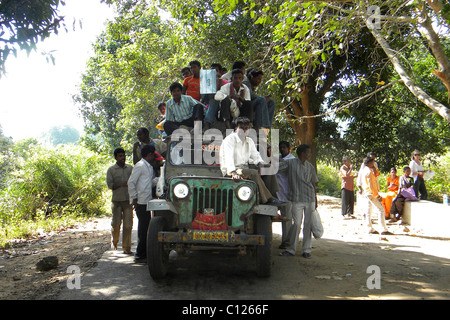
2 195 449 301
60 195 450 300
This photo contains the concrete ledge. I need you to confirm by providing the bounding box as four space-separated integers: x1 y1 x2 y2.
403 200 450 237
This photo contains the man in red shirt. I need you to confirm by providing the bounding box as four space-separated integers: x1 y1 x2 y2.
182 60 201 101
339 156 356 219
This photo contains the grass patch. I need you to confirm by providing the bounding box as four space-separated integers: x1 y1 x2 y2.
0 144 111 248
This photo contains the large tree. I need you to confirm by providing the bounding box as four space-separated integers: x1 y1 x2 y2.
79 0 450 168
211 0 450 164
74 2 194 154
216 0 450 122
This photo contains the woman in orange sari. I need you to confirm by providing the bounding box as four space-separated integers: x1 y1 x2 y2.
381 167 399 218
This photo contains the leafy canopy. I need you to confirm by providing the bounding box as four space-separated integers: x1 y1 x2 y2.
0 0 66 76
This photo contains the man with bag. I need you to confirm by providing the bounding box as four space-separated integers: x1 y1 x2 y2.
278 144 319 258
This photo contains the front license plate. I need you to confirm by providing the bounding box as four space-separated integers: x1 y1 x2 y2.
190 230 233 242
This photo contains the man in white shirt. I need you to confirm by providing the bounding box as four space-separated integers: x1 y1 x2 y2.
215 69 253 129
219 117 280 206
409 150 427 200
128 144 158 262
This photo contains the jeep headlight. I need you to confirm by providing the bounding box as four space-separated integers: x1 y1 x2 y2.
173 183 189 199
237 185 253 202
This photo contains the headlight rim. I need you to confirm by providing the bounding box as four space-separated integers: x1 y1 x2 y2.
236 184 254 202
173 182 189 199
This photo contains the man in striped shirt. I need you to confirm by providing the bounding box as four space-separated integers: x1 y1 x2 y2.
164 82 204 136
278 144 318 258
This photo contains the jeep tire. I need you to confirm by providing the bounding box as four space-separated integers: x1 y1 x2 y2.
255 215 272 277
147 216 169 279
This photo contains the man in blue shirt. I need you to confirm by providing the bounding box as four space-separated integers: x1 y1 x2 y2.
164 82 204 136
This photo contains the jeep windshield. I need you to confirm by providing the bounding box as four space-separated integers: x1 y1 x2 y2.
169 139 221 167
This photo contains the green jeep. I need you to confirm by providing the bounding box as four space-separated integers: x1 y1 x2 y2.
146 130 278 279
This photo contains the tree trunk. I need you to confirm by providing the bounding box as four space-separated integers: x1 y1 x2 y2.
287 83 317 164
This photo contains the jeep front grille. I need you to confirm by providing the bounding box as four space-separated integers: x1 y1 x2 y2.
192 187 234 226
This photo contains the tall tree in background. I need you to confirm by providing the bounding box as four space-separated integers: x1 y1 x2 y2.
0 125 14 189
42 125 80 145
212 0 449 164
74 3 191 154
77 0 449 168
215 0 450 121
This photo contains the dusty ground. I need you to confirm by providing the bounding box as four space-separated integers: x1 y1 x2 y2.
0 219 111 300
1 195 450 300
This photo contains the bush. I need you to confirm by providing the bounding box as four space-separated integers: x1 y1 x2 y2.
426 152 450 202
317 163 342 198
0 144 110 247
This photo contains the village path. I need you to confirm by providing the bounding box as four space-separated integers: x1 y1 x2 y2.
56 195 450 301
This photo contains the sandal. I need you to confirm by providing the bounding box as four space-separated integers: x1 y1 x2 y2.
302 252 311 259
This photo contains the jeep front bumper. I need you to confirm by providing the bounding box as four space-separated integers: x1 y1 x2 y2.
158 230 265 246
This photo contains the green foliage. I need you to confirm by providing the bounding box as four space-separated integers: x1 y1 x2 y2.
0 144 110 247
0 0 65 76
321 35 450 172
0 127 14 189
74 3 195 155
316 163 341 198
426 151 450 202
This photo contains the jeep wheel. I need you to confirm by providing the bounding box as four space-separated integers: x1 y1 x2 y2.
255 215 272 277
147 216 169 279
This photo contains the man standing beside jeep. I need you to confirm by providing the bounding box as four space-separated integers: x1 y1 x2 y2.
106 148 133 254
278 144 318 258
128 144 158 263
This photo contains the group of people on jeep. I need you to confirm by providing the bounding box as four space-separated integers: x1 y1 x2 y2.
107 60 322 262
160 60 276 136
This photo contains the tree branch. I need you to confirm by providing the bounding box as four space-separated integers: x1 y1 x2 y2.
366 20 450 122
417 10 450 97
293 80 401 119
